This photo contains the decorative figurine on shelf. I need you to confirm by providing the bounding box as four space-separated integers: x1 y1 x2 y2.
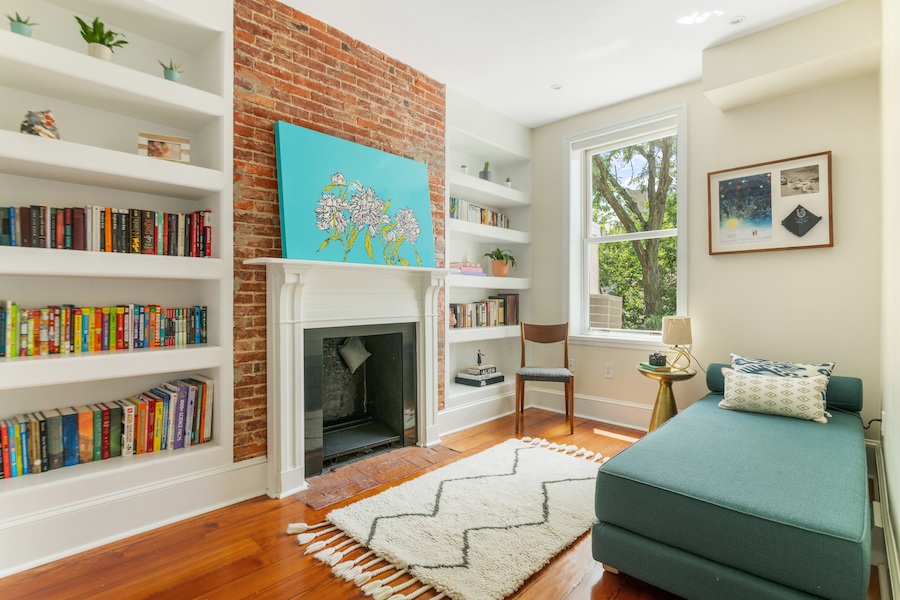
476 349 485 366
20 110 59 139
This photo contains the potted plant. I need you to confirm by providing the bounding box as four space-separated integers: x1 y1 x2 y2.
460 164 467 174
478 161 492 182
6 12 36 37
483 248 516 277
75 16 127 61
158 58 183 82
505 177 512 188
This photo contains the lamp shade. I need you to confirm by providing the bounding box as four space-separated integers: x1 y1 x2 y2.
662 316 692 345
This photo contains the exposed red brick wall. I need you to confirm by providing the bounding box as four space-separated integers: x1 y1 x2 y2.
233 0 446 461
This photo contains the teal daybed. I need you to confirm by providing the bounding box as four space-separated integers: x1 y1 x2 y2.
592 363 871 599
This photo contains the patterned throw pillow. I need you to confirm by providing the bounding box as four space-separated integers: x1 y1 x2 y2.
730 353 835 379
718 367 829 423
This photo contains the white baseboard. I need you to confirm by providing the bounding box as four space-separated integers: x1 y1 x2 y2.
529 387 651 432
438 387 515 436
0 457 267 578
437 385 652 436
869 440 898 599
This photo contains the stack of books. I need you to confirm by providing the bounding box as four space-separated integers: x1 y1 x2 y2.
0 375 214 479
449 261 485 276
455 363 505 387
639 362 671 372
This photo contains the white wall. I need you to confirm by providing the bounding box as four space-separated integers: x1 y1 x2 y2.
880 0 900 559
532 75 882 431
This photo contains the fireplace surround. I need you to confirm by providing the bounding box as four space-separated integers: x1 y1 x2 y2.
244 258 447 498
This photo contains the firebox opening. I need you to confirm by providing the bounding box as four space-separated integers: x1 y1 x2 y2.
304 323 417 477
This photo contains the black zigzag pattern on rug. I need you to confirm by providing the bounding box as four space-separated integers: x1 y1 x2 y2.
364 446 595 570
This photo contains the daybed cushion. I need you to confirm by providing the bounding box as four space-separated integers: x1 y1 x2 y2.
595 383 870 599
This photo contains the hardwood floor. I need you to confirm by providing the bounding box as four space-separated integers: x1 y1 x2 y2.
0 409 672 599
0 409 878 599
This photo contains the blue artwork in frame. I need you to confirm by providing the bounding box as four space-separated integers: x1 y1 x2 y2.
274 121 436 268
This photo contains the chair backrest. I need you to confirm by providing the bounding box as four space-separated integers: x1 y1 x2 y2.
520 323 569 368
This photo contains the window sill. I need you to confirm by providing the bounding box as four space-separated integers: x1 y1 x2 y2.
570 331 667 351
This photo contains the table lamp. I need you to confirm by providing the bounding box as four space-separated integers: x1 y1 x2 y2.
662 316 692 371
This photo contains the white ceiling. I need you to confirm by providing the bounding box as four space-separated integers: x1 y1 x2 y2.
286 0 846 128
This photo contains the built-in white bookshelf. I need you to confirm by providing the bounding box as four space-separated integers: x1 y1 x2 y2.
443 89 532 419
0 0 260 577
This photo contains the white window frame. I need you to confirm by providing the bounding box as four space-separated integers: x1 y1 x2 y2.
562 105 688 349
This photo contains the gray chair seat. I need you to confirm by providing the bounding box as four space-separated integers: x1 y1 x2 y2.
518 366 573 382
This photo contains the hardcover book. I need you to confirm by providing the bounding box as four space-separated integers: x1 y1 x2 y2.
455 374 505 387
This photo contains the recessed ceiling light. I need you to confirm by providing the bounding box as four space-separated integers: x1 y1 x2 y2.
729 15 746 25
551 84 563 91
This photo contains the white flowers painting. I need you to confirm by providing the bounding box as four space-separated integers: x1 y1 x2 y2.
316 173 424 265
275 121 436 267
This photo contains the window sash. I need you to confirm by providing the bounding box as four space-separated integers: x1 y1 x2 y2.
564 106 687 342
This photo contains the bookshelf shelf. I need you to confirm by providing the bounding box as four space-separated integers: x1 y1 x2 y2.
0 0 237 576
0 247 226 279
0 31 226 129
447 274 532 290
0 130 225 200
447 170 530 208
447 219 531 244
448 325 520 344
0 345 225 391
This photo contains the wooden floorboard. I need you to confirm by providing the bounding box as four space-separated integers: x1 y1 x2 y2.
0 408 881 599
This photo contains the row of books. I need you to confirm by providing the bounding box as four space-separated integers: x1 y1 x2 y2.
0 301 208 358
449 293 520 329
0 205 213 257
0 375 214 479
449 197 510 229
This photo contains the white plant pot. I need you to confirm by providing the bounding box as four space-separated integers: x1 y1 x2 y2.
88 43 112 61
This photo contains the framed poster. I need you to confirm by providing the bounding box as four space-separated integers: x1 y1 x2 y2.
708 151 832 255
274 121 436 268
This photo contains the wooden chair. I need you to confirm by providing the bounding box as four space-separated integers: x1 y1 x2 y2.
515 322 575 435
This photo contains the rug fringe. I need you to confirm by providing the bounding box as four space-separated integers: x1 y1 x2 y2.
519 437 606 463
285 521 330 534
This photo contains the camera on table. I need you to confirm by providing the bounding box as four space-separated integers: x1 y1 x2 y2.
649 351 667 367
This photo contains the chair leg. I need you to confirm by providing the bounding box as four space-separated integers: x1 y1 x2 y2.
567 378 574 435
515 375 524 434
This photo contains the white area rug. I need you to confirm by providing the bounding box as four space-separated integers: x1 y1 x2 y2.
288 438 606 600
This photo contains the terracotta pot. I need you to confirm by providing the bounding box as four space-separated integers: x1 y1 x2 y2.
491 259 510 277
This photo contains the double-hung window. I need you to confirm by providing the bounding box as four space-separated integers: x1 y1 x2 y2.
565 107 687 342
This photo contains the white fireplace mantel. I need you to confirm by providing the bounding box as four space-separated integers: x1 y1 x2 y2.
244 258 449 498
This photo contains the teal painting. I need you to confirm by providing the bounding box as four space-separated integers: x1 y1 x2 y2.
274 121 436 268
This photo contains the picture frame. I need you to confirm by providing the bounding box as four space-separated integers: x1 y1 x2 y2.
138 132 190 164
708 151 832 255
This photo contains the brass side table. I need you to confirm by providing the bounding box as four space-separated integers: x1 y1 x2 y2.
638 367 696 431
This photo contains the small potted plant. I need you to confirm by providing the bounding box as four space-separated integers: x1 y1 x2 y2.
460 164 467 174
484 248 516 277
505 177 512 188
478 161 492 182
75 16 127 61
6 12 36 37
158 58 183 82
